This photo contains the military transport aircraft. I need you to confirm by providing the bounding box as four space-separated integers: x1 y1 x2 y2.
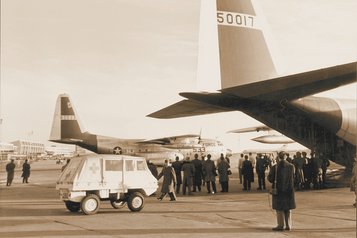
228 125 295 144
148 0 356 169
49 94 228 165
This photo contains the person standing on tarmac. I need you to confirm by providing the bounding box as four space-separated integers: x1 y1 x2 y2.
6 159 16 186
157 159 177 201
217 155 230 192
238 154 244 184
181 157 195 195
147 160 158 179
191 154 203 192
202 154 217 194
256 153 269 190
320 153 330 188
242 155 254 191
171 156 182 194
268 152 296 231
21 159 31 183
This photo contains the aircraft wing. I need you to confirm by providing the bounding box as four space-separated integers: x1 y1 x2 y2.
148 99 235 119
148 62 356 119
221 62 356 101
137 133 200 145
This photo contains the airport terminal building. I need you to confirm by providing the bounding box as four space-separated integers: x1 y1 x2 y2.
0 142 16 161
11 140 45 157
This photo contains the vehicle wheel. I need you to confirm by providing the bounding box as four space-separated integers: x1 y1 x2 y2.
65 201 80 212
110 200 126 209
81 194 100 215
127 192 144 212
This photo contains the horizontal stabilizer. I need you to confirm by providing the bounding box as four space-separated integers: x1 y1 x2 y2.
147 99 234 119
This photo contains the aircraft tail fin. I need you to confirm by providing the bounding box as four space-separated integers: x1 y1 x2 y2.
214 0 283 89
49 94 84 143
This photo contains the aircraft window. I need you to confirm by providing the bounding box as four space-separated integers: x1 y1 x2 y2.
105 160 123 171
125 160 135 171
137 161 146 171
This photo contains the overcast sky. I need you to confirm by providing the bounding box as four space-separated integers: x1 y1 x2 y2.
1 0 356 152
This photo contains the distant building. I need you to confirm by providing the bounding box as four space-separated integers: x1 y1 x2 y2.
12 140 45 156
0 142 16 160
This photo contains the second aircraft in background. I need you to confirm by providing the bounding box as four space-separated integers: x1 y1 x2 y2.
49 94 228 165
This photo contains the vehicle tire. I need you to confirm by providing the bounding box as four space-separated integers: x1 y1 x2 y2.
110 200 126 209
65 201 80 212
127 192 144 212
81 194 100 215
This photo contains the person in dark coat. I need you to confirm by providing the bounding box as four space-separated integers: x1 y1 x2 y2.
202 154 217 194
292 152 304 190
238 153 244 184
242 155 254 191
302 151 312 189
256 153 269 190
311 153 322 189
171 156 182 194
217 155 230 192
181 157 195 195
320 153 330 188
191 154 203 192
147 160 158 179
6 159 16 186
157 159 177 201
21 159 31 183
268 152 296 231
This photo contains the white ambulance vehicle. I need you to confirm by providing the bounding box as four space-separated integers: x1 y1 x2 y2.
56 154 158 215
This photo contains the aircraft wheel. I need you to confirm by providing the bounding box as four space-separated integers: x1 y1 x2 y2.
65 201 80 212
127 192 144 212
110 200 126 209
81 194 100 215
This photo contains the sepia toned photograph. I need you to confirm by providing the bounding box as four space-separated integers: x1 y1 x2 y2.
0 0 356 237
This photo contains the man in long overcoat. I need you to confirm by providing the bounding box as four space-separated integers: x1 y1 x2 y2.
292 152 305 190
157 160 177 201
217 155 230 192
181 157 195 195
256 154 269 190
21 159 31 183
268 152 296 231
191 154 203 192
147 160 158 179
202 154 217 194
171 156 182 194
242 155 254 191
6 159 16 186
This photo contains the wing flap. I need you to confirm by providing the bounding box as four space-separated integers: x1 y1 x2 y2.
147 99 234 119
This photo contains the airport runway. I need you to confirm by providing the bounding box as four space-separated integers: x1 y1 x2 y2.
0 160 356 238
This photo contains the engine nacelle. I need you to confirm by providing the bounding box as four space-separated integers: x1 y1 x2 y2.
290 96 356 146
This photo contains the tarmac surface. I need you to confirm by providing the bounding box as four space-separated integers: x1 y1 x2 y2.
0 159 356 238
